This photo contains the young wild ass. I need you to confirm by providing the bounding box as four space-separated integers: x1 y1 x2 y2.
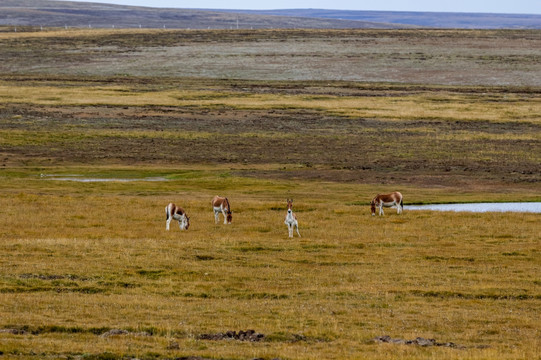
165 203 190 231
212 195 232 224
371 191 403 216
284 199 301 238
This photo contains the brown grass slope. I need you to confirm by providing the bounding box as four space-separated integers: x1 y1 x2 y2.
1 28 540 86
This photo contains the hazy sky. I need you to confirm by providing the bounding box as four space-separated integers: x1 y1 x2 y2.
65 0 541 15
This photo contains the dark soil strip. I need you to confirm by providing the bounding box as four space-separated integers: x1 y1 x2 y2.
197 329 265 342
374 335 490 349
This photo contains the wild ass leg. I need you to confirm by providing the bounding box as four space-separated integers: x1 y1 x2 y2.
222 209 228 224
379 203 384 216
295 222 301 237
166 206 171 230
214 209 220 224
288 223 293 238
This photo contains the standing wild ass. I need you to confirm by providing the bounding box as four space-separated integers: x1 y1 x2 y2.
165 203 190 230
212 196 232 224
284 199 301 238
371 192 403 216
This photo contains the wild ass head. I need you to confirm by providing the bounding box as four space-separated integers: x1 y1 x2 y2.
225 198 232 224
370 197 378 216
287 199 294 214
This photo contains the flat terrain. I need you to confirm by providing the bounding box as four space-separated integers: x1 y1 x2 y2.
0 171 539 360
0 29 540 359
1 75 539 191
1 28 541 85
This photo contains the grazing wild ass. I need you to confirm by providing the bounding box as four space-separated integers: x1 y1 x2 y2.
212 196 232 224
284 199 301 238
371 192 403 216
165 203 190 230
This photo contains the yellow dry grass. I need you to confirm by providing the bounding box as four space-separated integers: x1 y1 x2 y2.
0 28 169 40
0 168 539 359
1 82 540 123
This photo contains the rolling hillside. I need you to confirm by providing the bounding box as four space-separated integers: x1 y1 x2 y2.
2 0 540 30
0 0 408 29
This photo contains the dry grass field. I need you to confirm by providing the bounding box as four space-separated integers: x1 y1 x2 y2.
1 28 541 85
0 168 539 359
0 28 540 359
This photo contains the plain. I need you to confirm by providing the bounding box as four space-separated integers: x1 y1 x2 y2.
0 28 540 360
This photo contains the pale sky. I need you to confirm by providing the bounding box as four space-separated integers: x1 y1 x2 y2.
65 0 541 15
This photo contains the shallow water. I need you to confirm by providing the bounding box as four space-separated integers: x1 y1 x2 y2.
42 175 168 182
406 202 541 213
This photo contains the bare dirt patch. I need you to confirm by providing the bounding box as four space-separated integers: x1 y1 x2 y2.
198 329 265 342
374 335 466 348
374 335 490 349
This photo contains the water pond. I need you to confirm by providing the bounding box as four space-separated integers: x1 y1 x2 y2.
41 174 168 182
40 174 541 214
406 202 541 213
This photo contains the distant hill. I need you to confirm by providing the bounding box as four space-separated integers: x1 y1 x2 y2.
0 0 410 29
224 9 541 29
1 0 539 30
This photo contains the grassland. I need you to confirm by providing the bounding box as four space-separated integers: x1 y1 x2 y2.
0 28 540 359
1 75 539 189
1 28 541 85
1 168 540 359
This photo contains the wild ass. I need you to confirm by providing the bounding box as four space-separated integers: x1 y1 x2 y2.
165 203 190 230
371 192 403 216
212 195 232 224
284 199 301 238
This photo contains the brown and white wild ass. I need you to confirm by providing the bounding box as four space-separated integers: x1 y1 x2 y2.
165 203 190 230
284 199 301 238
212 195 232 224
371 192 403 216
